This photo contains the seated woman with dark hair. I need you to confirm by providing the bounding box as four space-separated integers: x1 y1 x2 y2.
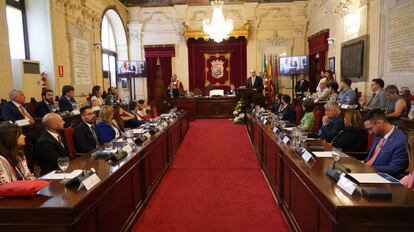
113 104 143 129
0 124 35 183
332 110 368 152
299 100 314 132
137 99 151 120
277 94 296 124
270 93 283 114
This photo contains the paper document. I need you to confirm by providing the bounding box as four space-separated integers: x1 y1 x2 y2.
348 173 400 184
39 169 83 180
284 127 296 131
133 128 145 134
312 151 332 158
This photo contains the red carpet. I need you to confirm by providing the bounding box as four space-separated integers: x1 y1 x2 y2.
133 119 289 232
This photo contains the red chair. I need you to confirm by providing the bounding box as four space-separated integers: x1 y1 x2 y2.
151 106 158 118
294 105 303 126
313 109 322 134
63 127 76 159
366 132 375 152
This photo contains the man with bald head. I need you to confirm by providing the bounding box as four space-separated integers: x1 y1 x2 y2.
246 69 264 94
34 113 69 175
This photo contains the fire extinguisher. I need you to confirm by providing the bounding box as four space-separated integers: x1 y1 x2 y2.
40 72 47 91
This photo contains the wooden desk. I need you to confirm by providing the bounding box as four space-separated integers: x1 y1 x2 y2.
171 96 238 119
247 117 414 232
0 112 190 232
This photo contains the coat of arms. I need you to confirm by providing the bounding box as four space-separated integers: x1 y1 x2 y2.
210 60 224 79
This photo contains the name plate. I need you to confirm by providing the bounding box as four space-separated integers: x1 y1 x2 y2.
71 110 80 115
162 121 168 127
15 119 30 127
341 104 350 109
314 99 318 103
79 173 100 191
273 127 279 133
263 119 268 124
92 106 101 111
283 136 290 144
301 150 313 162
144 132 151 139
337 175 358 195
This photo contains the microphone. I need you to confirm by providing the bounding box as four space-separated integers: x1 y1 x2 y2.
333 161 352 173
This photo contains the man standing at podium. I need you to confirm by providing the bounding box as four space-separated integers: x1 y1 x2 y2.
247 69 264 94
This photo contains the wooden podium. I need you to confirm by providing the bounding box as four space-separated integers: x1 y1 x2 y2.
236 88 265 107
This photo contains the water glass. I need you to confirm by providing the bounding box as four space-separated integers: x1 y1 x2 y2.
104 142 113 151
57 156 69 180
332 147 342 162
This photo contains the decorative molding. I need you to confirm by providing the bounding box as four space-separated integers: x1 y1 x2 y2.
257 6 291 19
143 11 174 24
190 10 208 22
184 22 249 40
54 0 100 27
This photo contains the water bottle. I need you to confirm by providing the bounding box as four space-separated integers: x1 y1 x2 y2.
408 101 414 120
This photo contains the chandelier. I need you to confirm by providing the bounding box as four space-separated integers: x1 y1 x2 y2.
203 0 234 43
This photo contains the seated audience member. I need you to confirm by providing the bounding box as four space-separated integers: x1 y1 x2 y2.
363 112 408 178
277 95 296 124
96 105 121 143
338 78 357 104
128 100 148 123
328 82 339 101
332 110 368 152
105 87 120 105
137 99 151 120
34 113 69 175
36 89 57 118
385 85 408 128
90 85 104 107
113 104 141 130
74 106 103 154
299 100 314 132
324 70 335 86
317 80 331 101
318 102 344 142
1 89 35 125
400 131 414 189
366 78 387 110
270 93 283 114
0 124 35 183
59 85 76 112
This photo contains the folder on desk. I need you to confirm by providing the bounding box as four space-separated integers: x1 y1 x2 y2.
348 173 400 184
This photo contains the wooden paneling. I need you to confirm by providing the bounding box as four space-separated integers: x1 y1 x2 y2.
171 96 238 119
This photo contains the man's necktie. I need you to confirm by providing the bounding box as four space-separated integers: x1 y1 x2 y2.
19 105 33 121
91 125 100 147
57 134 65 147
367 93 376 107
366 138 385 166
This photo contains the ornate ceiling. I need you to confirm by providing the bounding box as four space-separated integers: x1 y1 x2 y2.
119 0 306 7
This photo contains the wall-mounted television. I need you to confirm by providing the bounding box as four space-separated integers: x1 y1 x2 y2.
279 56 309 75
117 60 147 78
340 35 367 82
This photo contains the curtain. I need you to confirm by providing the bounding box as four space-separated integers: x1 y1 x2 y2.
187 37 247 92
144 46 175 102
308 30 329 92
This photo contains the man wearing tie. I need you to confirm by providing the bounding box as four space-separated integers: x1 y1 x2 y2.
295 73 309 98
34 113 69 175
246 69 264 94
74 106 103 154
366 78 387 110
1 89 35 125
363 112 408 178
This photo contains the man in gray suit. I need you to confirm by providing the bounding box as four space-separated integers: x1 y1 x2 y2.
367 78 387 109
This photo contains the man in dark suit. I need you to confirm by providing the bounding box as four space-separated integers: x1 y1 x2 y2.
246 69 264 94
318 102 344 142
34 113 69 175
1 89 34 125
74 106 103 154
35 89 57 118
59 85 76 112
363 112 408 178
295 73 309 98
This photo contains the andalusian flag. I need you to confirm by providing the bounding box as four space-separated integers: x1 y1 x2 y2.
263 54 267 73
274 55 279 93
267 55 272 79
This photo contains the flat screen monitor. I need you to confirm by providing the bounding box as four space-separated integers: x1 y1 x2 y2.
117 60 146 78
279 56 309 75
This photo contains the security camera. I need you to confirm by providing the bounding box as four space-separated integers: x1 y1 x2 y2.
327 37 335 45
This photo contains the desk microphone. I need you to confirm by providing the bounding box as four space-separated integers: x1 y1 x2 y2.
333 161 352 173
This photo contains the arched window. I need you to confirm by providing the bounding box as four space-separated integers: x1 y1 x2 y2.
101 14 117 87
